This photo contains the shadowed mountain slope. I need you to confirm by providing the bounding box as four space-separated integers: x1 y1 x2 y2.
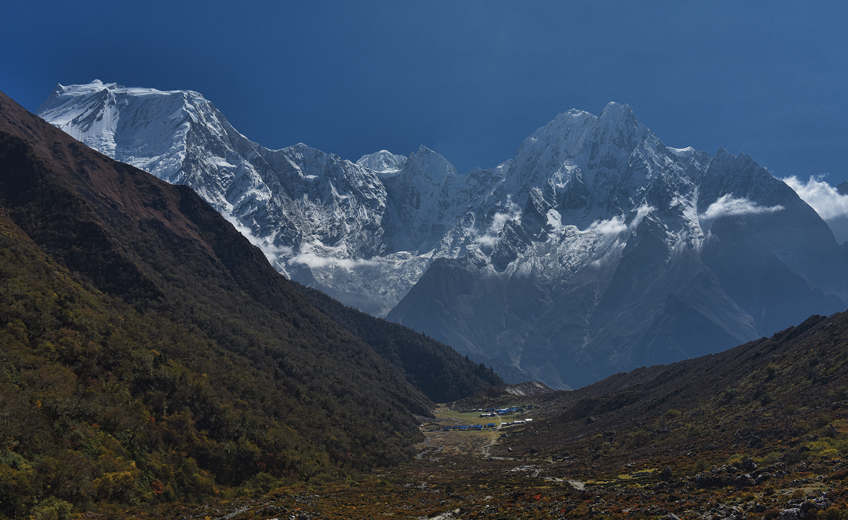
496 309 848 468
290 281 504 403
0 90 439 514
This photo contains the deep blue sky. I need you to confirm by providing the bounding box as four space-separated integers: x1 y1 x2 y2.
4 1 847 183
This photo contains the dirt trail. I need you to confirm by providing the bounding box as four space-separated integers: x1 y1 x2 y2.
415 433 446 459
479 414 503 459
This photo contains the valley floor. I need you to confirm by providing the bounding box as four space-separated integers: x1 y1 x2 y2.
112 405 848 519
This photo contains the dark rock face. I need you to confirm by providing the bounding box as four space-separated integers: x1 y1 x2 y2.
733 474 756 489
694 472 731 489
740 458 757 473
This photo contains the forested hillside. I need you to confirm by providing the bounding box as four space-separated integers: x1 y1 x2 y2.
291 281 504 402
0 91 438 517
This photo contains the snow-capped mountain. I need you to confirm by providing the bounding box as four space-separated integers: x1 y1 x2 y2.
38 81 848 388
39 81 410 315
389 105 846 387
357 150 407 175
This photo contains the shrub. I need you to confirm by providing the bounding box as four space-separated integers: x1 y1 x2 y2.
761 452 781 465
726 453 747 467
814 414 832 430
828 386 848 402
665 409 681 420
765 363 779 381
241 472 282 495
29 497 73 520
819 507 841 520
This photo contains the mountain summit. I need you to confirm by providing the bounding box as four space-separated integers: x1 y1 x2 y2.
39 82 848 388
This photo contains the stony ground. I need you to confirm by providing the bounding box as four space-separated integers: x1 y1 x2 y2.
113 405 848 519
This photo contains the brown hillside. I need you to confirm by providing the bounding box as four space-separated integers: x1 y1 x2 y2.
0 90 436 515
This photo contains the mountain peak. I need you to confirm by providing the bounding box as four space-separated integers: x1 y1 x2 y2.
598 101 635 122
595 101 642 139
357 149 408 176
402 145 456 184
49 79 120 97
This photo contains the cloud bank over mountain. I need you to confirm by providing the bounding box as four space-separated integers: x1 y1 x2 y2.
783 176 848 220
700 194 784 221
783 176 848 243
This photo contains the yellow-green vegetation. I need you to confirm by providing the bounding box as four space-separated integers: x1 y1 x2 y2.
437 407 502 426
0 211 417 515
0 108 445 519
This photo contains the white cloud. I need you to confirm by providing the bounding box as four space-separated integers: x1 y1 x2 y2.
585 204 654 236
490 211 513 232
475 211 514 246
782 175 848 221
475 234 499 247
699 194 784 221
630 203 654 229
223 212 387 271
475 199 523 247
223 213 292 262
587 215 627 235
288 253 380 270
